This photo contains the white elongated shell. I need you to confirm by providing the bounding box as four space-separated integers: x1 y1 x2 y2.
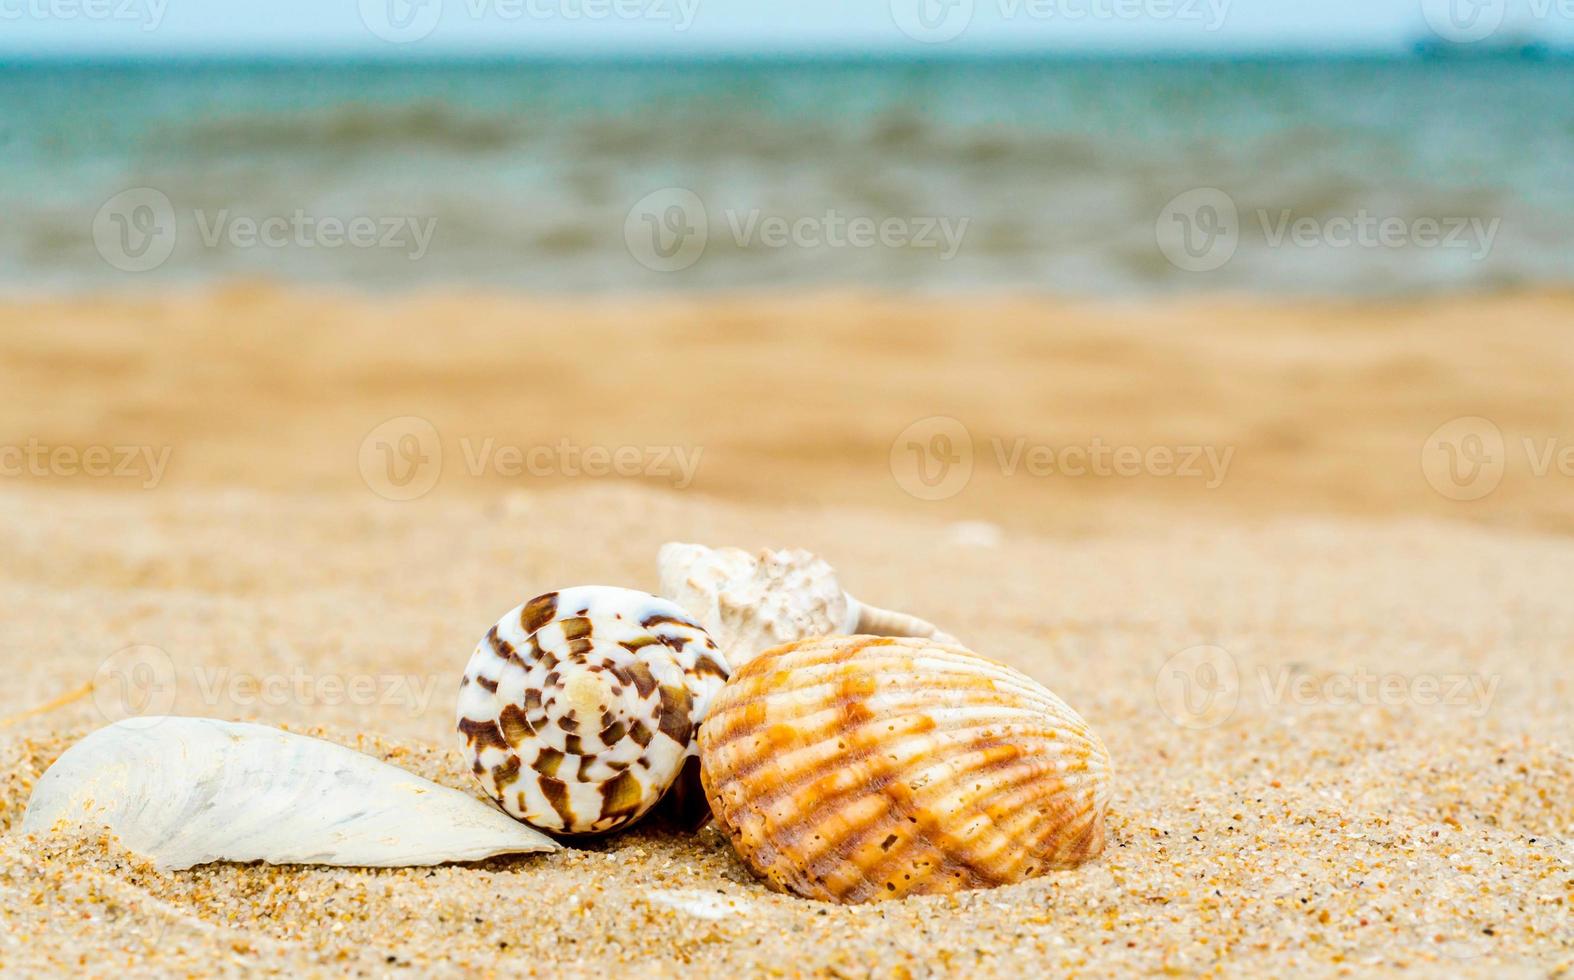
457 586 730 835
700 636 1113 904
21 717 559 871
658 543 856 666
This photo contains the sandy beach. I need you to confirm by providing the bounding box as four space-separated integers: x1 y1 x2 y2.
2 289 1572 976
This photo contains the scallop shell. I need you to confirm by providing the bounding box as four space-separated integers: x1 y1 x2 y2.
22 717 559 870
457 586 730 835
699 636 1112 903
658 542 957 667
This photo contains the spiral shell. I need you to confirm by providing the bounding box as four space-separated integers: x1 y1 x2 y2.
457 586 730 835
658 542 956 667
699 636 1112 903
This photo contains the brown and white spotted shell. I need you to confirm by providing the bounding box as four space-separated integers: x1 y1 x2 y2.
457 586 730 835
699 636 1112 903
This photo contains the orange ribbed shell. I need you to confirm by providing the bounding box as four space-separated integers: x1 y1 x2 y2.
698 636 1113 904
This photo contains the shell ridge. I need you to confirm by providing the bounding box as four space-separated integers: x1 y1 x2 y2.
711 724 1028 889
699 636 1112 903
708 698 1089 801
706 670 1065 723
924 754 1081 881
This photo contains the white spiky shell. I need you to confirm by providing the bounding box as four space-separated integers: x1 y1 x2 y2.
21 717 559 870
699 636 1113 904
658 543 957 667
457 586 730 835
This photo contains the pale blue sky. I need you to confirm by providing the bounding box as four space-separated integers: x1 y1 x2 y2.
3 0 1571 55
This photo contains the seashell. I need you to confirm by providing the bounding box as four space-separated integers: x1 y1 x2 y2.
456 586 730 835
658 542 957 667
699 636 1112 904
21 716 560 871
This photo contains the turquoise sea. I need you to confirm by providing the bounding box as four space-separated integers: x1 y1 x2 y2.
1 55 1570 294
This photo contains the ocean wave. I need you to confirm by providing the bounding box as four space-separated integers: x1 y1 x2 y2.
0 57 1570 295
171 102 525 155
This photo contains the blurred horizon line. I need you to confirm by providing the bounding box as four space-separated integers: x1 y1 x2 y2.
4 42 1572 67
